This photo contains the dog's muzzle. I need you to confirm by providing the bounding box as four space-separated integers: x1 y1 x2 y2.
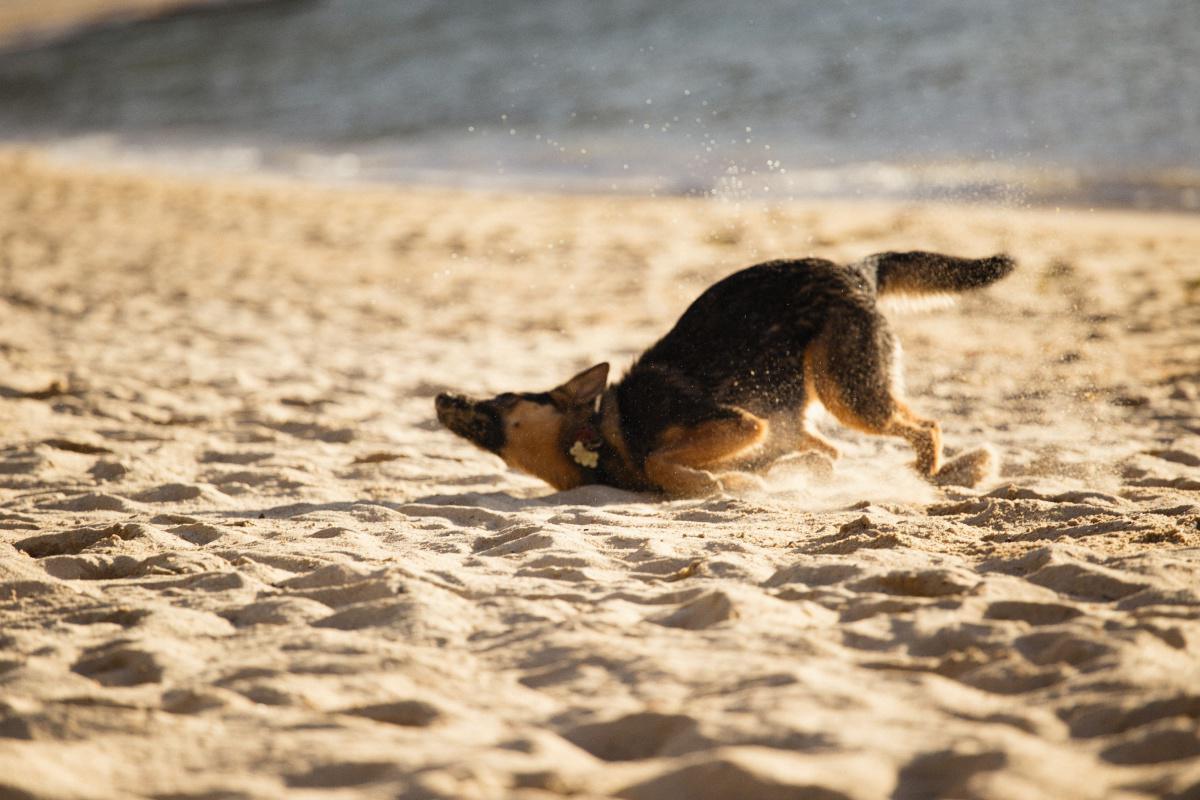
435 393 505 453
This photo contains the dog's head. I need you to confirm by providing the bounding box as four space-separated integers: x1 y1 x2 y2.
435 363 609 489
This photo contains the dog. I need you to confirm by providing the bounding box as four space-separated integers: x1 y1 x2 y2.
436 251 1014 496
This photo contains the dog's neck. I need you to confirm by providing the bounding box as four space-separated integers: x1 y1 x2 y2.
564 391 610 472
597 388 628 461
564 388 647 490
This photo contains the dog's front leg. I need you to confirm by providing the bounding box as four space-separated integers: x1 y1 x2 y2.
644 411 767 497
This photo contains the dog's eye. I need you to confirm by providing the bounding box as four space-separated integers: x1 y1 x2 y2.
512 422 521 429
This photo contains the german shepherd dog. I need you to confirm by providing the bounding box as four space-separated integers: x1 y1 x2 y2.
436 251 1014 496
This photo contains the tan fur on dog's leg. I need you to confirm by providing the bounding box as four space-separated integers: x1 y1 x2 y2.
795 427 840 460
806 314 946 478
882 404 943 476
644 411 767 497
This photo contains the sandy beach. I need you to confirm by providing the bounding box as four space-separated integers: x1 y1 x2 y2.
1 147 1199 799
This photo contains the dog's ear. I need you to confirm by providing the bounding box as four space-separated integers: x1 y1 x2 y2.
550 362 609 409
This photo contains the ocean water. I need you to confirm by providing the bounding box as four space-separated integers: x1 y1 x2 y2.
1 0 1198 208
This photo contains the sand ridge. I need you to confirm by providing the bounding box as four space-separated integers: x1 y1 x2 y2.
1 149 1199 799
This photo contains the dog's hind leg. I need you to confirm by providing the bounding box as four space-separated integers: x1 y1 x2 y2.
805 305 944 477
793 424 841 460
880 404 943 476
644 409 768 496
737 412 839 472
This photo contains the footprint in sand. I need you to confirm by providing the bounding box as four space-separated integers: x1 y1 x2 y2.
220 597 332 627
985 485 1123 506
63 607 152 628
0 511 38 530
473 524 555 555
37 492 140 513
849 568 977 598
564 711 699 761
1145 448 1200 467
16 523 145 558
650 590 738 630
131 483 223 503
515 564 594 582
342 699 444 727
0 449 44 479
982 600 1083 625
71 643 166 687
278 562 371 589
1026 561 1149 602
89 460 128 482
1100 720 1200 765
804 517 906 554
167 523 225 545
894 747 1007 800
764 561 863 588
285 761 402 790
628 555 708 579
160 687 245 715
308 526 355 539
953 658 1067 695
399 502 515 531
200 449 274 464
284 575 402 610
981 546 1154 601
39 553 142 580
203 468 305 493
1060 694 1200 738
521 554 594 571
312 599 423 634
1014 630 1119 667
41 438 113 455
615 749 889 800
266 420 356 443
132 551 229 577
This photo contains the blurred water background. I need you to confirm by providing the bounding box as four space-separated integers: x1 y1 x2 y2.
1 0 1198 209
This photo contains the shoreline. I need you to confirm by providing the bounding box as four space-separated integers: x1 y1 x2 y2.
0 0 272 50
11 136 1200 215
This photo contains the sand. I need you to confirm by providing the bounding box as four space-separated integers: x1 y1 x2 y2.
1 147 1198 799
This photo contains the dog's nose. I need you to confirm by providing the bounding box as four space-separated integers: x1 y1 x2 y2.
434 393 503 452
436 393 466 411
435 393 474 425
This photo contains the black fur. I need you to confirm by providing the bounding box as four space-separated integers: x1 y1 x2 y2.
614 253 1008 466
868 251 1016 295
437 250 1013 493
435 393 506 453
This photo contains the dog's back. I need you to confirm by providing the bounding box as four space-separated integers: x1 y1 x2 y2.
614 252 1014 465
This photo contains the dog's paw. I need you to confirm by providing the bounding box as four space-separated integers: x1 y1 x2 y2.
716 471 765 495
933 445 996 488
767 452 836 483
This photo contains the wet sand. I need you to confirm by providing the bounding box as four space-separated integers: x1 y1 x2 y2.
1 148 1199 799
0 0 253 48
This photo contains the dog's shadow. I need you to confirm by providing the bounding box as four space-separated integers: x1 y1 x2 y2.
210 484 648 523
413 485 650 510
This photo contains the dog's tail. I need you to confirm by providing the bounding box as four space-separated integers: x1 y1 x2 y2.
861 251 1015 298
